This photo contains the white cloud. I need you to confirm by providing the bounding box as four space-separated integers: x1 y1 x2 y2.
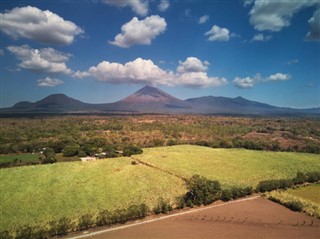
178 72 227 88
0 49 4 56
266 73 291 81
0 6 83 45
177 57 209 73
109 15 167 48
158 0 170 12
37 77 64 87
248 0 317 32
199 15 210 24
75 57 227 88
234 72 291 89
205 25 230 41
233 74 261 89
288 59 299 65
7 45 72 74
101 0 148 16
306 8 320 42
251 33 272 41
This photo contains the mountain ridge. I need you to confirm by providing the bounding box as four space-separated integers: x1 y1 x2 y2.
2 86 319 116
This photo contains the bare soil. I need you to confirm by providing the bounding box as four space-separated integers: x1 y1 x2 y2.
77 197 320 239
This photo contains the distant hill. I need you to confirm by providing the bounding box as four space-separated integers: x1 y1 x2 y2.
1 86 319 116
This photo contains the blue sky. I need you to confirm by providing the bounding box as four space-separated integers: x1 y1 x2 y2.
1 0 319 108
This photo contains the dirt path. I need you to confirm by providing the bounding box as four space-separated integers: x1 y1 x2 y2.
66 196 320 239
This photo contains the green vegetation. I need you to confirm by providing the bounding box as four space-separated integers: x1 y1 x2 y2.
266 184 320 219
0 154 40 167
1 116 320 166
134 145 320 188
0 157 185 232
286 184 320 204
1 145 320 236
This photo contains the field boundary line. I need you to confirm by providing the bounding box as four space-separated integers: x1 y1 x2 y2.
66 195 261 239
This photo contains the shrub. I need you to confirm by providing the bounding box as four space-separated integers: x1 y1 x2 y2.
78 213 94 230
50 217 72 236
32 226 48 239
293 172 307 185
0 230 13 239
15 225 33 239
153 198 173 214
305 171 320 183
184 175 221 206
256 179 294 192
123 145 143 156
96 210 110 227
221 186 253 201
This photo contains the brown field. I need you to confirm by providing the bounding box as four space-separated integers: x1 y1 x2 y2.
76 197 320 239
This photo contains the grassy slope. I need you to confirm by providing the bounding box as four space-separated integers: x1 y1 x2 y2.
0 158 185 231
134 145 320 188
286 184 320 204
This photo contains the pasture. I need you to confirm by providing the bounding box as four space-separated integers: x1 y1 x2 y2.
134 145 320 188
0 154 40 164
286 184 320 204
1 145 320 232
0 157 185 231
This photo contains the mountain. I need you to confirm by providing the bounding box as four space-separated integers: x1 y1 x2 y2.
1 86 319 116
104 86 191 113
7 94 96 113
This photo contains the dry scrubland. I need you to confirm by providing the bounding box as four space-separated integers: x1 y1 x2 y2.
1 145 320 232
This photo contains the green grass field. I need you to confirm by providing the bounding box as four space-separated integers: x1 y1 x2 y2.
0 154 40 164
0 157 185 231
1 145 320 231
286 184 320 204
133 145 320 188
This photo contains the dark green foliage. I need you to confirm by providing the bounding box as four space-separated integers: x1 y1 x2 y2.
153 198 173 214
15 225 33 239
77 149 87 157
0 230 13 239
78 214 94 230
31 226 48 239
305 171 320 183
256 179 294 192
49 217 72 236
293 172 307 184
41 157 57 164
96 210 111 227
62 144 80 157
184 175 221 206
123 145 143 156
221 186 253 201
175 196 186 209
303 141 320 154
44 147 55 158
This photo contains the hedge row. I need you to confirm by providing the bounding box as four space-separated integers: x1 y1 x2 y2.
257 171 320 193
0 204 148 239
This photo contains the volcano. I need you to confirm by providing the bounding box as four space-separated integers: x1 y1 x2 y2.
1 85 319 116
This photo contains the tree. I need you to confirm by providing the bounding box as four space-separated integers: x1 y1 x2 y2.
123 145 143 156
184 175 221 206
62 144 79 157
42 147 57 164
